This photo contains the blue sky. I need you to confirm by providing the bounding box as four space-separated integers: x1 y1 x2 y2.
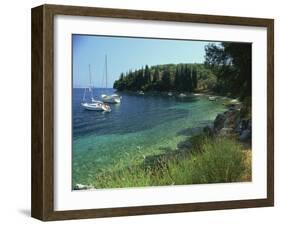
72 35 213 88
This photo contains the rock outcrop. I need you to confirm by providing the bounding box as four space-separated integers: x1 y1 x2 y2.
73 183 95 190
213 108 251 142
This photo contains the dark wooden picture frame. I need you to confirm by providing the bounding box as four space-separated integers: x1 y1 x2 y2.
31 4 274 221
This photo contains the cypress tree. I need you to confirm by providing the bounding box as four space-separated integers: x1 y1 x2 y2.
161 68 171 91
192 67 198 91
180 65 186 91
186 66 192 92
144 65 151 84
152 67 159 83
174 66 180 90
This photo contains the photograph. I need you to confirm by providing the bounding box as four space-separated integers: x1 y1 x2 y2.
72 34 252 190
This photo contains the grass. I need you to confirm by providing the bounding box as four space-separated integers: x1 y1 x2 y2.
92 136 251 189
185 138 247 184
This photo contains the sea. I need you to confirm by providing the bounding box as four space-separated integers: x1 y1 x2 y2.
72 88 227 186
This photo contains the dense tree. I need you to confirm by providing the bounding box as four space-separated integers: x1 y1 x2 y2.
204 42 252 98
113 63 210 92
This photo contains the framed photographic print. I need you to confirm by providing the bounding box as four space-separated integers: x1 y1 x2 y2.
31 4 274 221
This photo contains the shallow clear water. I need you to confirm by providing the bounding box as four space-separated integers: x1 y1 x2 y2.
72 88 226 186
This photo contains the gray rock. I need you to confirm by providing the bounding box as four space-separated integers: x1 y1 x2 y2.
214 113 226 131
237 119 252 133
218 128 234 137
74 183 94 190
239 129 251 141
177 140 192 149
214 109 241 134
203 126 214 136
214 106 251 139
224 110 240 129
143 153 168 168
235 123 242 133
248 119 252 130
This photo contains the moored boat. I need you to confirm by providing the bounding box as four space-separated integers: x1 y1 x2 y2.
179 93 187 98
101 55 122 104
230 98 240 104
208 96 217 101
81 102 111 112
81 65 111 112
102 94 121 104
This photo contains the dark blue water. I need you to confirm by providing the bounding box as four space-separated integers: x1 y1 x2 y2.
73 88 197 138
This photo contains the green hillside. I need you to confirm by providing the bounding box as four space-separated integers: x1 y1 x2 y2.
113 63 216 92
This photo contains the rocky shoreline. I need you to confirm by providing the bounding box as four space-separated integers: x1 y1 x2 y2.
212 102 251 142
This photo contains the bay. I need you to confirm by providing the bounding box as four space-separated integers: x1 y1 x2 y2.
72 88 226 186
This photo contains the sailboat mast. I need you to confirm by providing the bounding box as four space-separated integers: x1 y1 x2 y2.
88 64 93 100
83 87 86 102
88 64 92 88
105 55 108 89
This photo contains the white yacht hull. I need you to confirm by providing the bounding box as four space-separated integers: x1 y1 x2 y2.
81 102 111 112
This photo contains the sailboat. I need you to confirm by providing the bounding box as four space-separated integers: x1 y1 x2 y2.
101 55 121 104
81 65 111 112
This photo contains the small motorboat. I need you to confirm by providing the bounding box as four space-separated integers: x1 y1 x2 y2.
168 92 173 96
138 91 144 95
230 99 240 104
179 93 187 98
208 96 217 101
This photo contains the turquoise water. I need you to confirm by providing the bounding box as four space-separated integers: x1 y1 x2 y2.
72 88 226 186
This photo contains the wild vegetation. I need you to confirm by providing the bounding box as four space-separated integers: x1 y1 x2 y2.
93 136 251 188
